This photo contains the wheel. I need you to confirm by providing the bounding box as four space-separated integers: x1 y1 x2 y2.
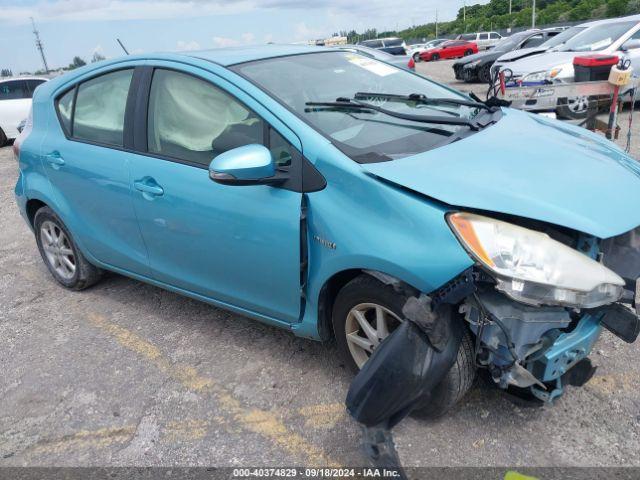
332 274 476 418
34 206 102 290
0 128 6 147
431 53 440 61
412 52 421 62
479 64 492 84
464 49 474 56
556 96 590 119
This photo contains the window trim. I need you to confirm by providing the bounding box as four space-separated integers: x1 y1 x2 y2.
0 79 29 101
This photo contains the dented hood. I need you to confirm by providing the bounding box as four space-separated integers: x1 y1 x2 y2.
362 109 640 239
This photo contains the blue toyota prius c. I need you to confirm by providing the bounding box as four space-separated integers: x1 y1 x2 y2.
13 44 640 416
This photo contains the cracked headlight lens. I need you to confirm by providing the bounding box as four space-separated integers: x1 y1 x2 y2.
448 212 624 308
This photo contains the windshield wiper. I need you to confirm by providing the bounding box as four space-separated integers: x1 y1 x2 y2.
353 92 491 111
305 98 481 130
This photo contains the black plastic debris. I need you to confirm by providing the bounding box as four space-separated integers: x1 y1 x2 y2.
345 302 463 478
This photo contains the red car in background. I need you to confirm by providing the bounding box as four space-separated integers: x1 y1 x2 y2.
419 40 478 61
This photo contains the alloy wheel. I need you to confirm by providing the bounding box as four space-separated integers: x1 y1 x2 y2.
40 220 76 280
566 95 590 114
345 302 402 368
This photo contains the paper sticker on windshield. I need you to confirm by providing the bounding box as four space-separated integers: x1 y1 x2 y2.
346 54 398 77
590 38 611 50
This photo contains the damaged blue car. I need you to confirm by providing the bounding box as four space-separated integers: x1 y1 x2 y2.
14 45 640 416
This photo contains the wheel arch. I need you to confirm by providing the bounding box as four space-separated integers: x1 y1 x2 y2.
316 268 419 341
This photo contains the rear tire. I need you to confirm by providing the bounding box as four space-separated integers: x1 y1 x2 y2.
34 206 103 290
332 274 476 418
0 128 7 147
464 49 474 56
431 53 440 61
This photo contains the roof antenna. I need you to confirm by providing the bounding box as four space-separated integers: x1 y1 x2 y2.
117 38 129 55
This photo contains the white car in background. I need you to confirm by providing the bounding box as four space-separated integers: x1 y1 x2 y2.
0 77 47 145
493 14 640 119
456 32 503 50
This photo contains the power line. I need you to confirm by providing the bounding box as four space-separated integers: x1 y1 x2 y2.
31 17 49 74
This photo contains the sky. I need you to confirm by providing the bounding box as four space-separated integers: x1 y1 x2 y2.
0 0 476 73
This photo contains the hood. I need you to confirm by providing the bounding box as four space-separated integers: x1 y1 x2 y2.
454 50 502 66
496 46 550 63
362 109 640 239
499 51 577 76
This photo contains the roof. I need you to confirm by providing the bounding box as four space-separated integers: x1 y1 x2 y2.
578 13 640 26
0 76 48 83
184 44 335 66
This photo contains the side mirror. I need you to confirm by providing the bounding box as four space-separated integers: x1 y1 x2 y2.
209 144 286 186
621 39 640 51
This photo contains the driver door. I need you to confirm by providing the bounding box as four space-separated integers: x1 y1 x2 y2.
128 65 303 323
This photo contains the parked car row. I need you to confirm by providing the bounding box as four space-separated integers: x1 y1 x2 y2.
491 14 640 119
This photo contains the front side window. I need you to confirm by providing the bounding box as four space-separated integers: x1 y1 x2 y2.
73 69 133 146
233 52 477 163
0 80 28 101
522 34 545 48
490 32 500 39
147 69 264 166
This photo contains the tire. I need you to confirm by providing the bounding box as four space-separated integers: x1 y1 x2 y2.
0 128 7 147
34 206 102 290
479 64 492 84
332 274 476 418
431 53 440 61
464 49 474 56
413 52 421 62
556 96 590 120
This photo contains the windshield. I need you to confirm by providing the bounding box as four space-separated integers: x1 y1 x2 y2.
542 26 586 48
558 21 637 51
233 52 476 162
493 32 530 51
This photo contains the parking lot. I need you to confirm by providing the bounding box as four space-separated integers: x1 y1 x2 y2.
1 59 640 470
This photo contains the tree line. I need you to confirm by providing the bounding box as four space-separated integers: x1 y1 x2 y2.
338 0 639 41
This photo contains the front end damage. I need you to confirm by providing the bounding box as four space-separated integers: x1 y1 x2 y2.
346 218 640 475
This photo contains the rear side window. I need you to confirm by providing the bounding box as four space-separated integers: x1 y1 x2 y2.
0 80 28 100
479 33 489 40
147 69 264 166
57 88 75 135
72 69 133 147
384 39 403 47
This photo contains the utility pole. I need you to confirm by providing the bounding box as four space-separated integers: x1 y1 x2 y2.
435 9 439 38
30 17 49 74
532 0 536 28
463 1 466 32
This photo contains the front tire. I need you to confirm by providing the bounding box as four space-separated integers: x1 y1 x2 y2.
0 128 7 147
332 274 476 418
413 52 421 62
431 53 440 61
34 206 102 290
464 49 474 56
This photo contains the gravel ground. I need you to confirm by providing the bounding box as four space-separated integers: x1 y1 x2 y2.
1 59 640 472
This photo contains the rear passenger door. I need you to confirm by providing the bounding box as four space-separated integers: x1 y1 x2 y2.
44 67 150 275
127 65 303 323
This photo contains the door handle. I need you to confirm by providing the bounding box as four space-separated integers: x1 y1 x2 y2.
134 179 164 197
44 151 65 167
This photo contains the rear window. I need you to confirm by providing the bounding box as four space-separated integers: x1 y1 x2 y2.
0 80 28 101
384 39 403 47
360 40 383 48
58 69 133 147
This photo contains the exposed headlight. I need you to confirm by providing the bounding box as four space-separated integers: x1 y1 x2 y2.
448 212 624 308
522 67 563 83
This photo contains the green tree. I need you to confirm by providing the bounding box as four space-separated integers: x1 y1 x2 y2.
67 56 87 70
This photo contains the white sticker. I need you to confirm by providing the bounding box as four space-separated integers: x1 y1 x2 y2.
589 38 611 51
346 54 398 77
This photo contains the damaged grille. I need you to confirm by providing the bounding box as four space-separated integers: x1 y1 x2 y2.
601 226 640 295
